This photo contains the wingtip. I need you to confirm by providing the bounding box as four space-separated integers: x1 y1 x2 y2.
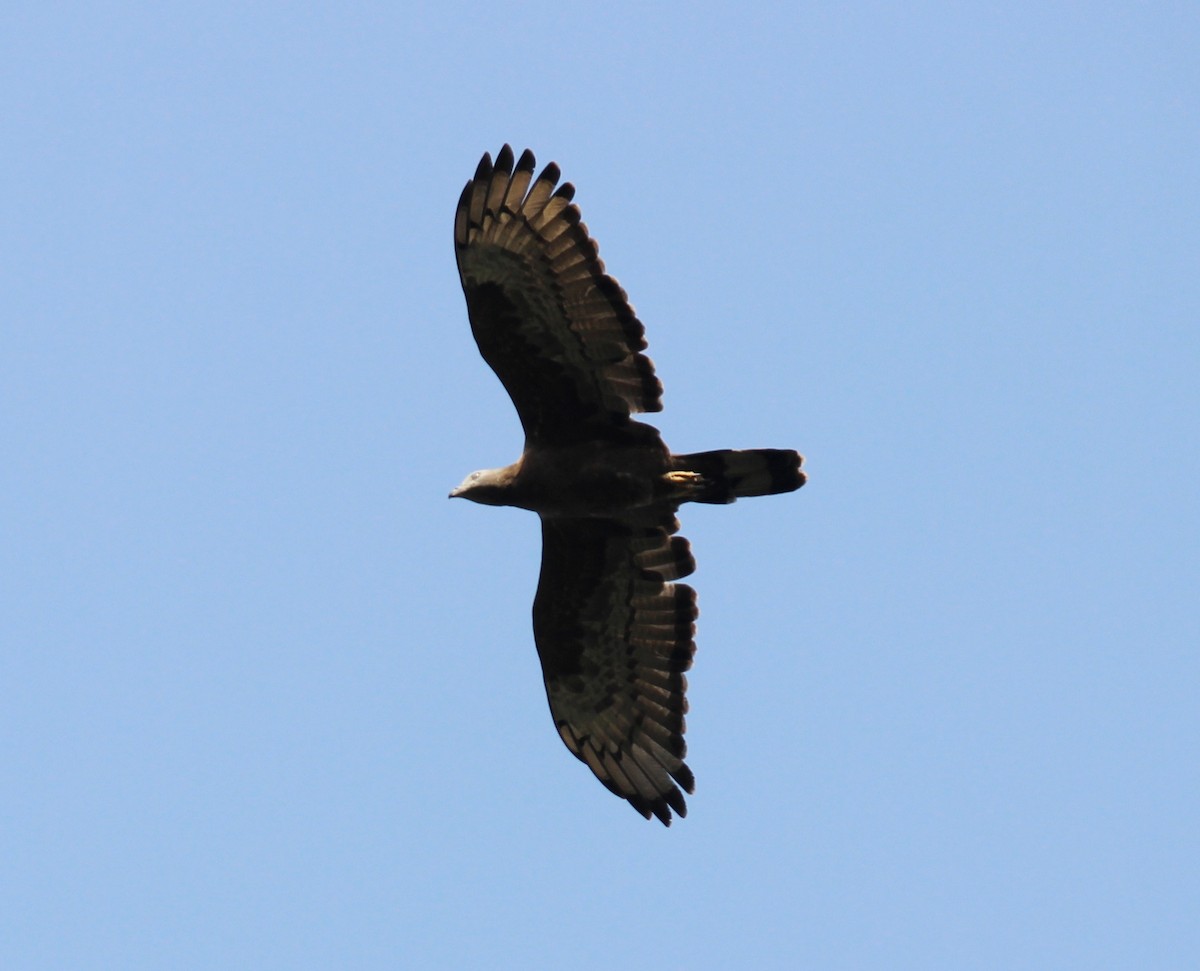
494 143 515 173
642 789 688 827
540 161 561 188
473 150 493 182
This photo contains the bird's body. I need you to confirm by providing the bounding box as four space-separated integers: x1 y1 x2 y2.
454 435 691 517
451 146 806 824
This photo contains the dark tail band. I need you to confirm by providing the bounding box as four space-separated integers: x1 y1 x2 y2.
671 448 806 504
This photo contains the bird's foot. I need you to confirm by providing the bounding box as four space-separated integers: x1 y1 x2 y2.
662 470 706 498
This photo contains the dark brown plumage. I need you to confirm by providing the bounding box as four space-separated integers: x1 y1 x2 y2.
451 146 806 824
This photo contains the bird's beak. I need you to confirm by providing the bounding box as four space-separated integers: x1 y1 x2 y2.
449 486 462 499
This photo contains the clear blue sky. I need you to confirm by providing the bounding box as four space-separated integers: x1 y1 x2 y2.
3 3 1197 968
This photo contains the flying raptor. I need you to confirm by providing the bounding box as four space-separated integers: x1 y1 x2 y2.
451 146 806 824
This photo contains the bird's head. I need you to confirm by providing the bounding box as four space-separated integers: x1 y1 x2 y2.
449 467 515 506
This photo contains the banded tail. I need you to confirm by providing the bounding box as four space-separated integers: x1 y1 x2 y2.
671 448 806 504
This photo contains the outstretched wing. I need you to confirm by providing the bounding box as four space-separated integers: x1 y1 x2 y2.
455 145 662 447
534 514 697 825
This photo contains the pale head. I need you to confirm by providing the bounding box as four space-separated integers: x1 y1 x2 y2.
449 467 516 506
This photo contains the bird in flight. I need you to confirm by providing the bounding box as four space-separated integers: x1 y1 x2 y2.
451 146 806 824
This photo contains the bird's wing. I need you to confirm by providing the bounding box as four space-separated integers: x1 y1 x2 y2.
533 513 697 825
455 145 662 447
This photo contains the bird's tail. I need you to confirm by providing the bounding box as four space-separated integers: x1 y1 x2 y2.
670 449 806 504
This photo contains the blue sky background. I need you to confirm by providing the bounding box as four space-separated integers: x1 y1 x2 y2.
3 3 1197 968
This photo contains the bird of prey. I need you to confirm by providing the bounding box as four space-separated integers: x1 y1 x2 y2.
451 146 805 825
